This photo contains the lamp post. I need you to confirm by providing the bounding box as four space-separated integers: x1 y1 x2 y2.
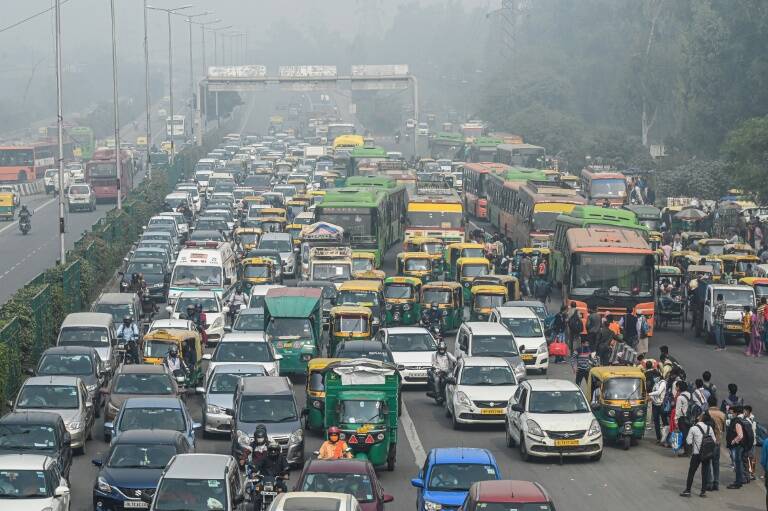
183 12 213 111
54 0 66 263
109 0 122 210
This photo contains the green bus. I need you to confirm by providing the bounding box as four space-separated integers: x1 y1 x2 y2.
551 205 649 283
429 132 465 159
346 146 389 177
315 180 406 266
485 167 549 233
467 136 502 162
70 126 95 160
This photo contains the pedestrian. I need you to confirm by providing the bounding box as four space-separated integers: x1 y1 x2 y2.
623 307 638 348
674 380 693 456
691 379 711 418
702 371 718 402
648 363 667 444
566 302 582 350
680 413 717 497
713 293 727 351
586 306 601 350
705 395 726 491
606 314 621 338
742 405 758 481
636 313 649 355
596 318 614 365
725 405 751 489
571 337 594 386
720 383 744 414
519 253 533 296
760 430 768 508
746 306 763 357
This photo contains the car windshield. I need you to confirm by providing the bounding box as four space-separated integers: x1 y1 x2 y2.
94 303 133 323
17 385 78 409
475 294 505 308
213 342 272 363
119 407 185 432
471 335 518 357
143 340 178 359
210 372 263 393
427 463 497 491
528 390 590 413
462 264 488 277
172 266 222 287
0 424 56 451
301 473 374 502
405 258 431 271
259 239 292 252
500 317 543 338
460 366 515 386
313 263 351 281
384 283 414 299
175 297 219 313
233 312 265 331
718 289 755 306
602 377 644 400
0 470 50 498
38 354 93 375
388 333 436 352
70 185 90 194
340 400 386 424
333 316 369 333
113 373 174 394
58 327 109 347
107 444 177 469
267 318 314 341
244 265 271 278
337 291 378 308
422 289 451 304
239 395 297 423
476 504 553 511
153 478 226 511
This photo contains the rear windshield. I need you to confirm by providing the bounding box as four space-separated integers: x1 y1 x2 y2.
59 327 110 347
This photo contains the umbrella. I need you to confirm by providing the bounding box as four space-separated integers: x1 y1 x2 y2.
675 208 707 221
718 201 741 210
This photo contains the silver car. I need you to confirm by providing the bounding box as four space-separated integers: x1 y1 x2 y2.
67 183 96 212
12 375 94 454
199 363 267 436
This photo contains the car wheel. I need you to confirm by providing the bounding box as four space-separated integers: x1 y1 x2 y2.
590 450 603 462
519 437 531 462
451 406 462 430
505 422 515 447
540 368 547 375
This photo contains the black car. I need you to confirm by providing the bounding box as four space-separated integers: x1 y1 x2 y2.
189 229 227 242
333 340 396 364
92 429 190 509
0 411 73 480
32 346 107 416
122 258 170 301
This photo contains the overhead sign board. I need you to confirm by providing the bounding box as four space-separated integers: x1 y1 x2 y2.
207 65 267 79
279 65 337 78
351 64 409 77
279 81 337 92
208 82 267 92
351 79 409 91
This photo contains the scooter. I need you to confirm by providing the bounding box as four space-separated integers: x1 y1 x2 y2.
19 217 31 235
426 368 448 406
247 471 287 511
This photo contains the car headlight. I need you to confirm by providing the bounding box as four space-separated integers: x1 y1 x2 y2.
537 343 547 355
526 419 544 437
514 361 526 377
211 317 222 329
97 476 113 493
207 404 224 414
588 419 601 436
424 501 442 511
455 391 472 407
289 428 303 444
237 430 252 446
607 409 616 417
67 421 81 430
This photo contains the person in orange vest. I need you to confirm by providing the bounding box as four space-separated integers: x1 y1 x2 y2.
318 426 353 460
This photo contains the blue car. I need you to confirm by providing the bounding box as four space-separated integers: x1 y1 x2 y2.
104 397 200 449
92 429 190 510
411 448 501 511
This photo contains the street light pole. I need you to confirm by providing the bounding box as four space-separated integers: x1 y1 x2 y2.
143 0 152 181
184 12 212 115
54 0 66 264
109 0 122 210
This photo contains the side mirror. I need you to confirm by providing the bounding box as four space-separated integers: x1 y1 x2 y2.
383 494 394 503
195 386 205 394
85 401 94 409
510 403 524 413
91 459 103 467
518 345 526 352
192 422 201 430
274 354 283 361
103 422 114 432
225 408 235 416
24 368 35 376
410 478 424 489
202 353 212 360
223 326 232 333
54 485 70 498
5 400 13 409
63 432 71 445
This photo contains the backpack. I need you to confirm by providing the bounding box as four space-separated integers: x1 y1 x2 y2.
568 311 582 334
697 424 717 461
680 391 696 423
662 384 675 414
740 417 755 449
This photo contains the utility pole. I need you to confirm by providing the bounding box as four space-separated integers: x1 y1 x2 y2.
54 0 66 264
109 0 122 210
143 0 152 181
184 12 213 115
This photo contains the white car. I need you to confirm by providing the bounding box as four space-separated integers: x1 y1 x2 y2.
0 454 70 510
489 307 549 374
148 318 198 333
202 332 280 384
158 211 189 238
445 357 519 429
505 379 603 461
270 492 360 511
375 327 436 385
166 291 228 344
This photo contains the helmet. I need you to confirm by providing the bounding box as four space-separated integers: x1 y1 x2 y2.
267 441 280 458
253 425 268 445
437 342 447 354
328 426 341 440
169 346 178 357
431 302 439 309
122 316 132 325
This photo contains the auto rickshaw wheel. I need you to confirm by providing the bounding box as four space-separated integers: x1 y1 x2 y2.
386 444 396 471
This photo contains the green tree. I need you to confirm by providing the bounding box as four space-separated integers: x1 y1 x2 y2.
721 115 768 202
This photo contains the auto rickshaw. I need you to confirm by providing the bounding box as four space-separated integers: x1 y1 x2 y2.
383 276 422 326
656 266 685 331
702 257 723 282
420 281 464 331
724 243 757 256
322 359 400 470
456 257 491 302
304 358 344 432
352 251 377 274
648 231 662 251
286 199 307 220
285 224 304 248
141 328 204 387
0 193 15 221
354 269 386 284
470 274 521 302
586 366 647 450
681 231 709 250
403 237 446 275
697 238 726 256
720 254 760 280
234 227 262 253
242 195 264 210
469 285 508 321
670 250 699 270
328 305 373 356
259 207 287 221
739 277 768 302
309 189 326 204
258 216 287 233
240 257 277 287
445 242 486 279
287 178 308 194
396 252 436 283
337 280 385 330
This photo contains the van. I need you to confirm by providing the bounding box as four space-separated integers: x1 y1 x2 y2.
454 322 526 382
701 284 755 343
66 183 96 212
258 232 296 277
168 241 237 304
56 312 117 374
44 168 71 194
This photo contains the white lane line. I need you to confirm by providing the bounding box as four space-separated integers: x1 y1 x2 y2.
0 197 57 235
400 401 427 468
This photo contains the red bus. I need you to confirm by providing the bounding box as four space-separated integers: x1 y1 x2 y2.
462 162 509 219
86 148 135 202
0 141 73 183
580 167 627 206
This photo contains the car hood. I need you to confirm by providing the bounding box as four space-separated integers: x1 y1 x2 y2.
101 466 165 489
422 490 468 507
0 497 56 510
392 352 432 366
457 384 517 403
526 411 596 430
109 393 175 411
41 408 81 424
206 393 234 410
239 420 300 437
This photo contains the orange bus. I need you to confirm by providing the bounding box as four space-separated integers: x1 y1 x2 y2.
563 227 655 334
579 168 627 206
86 148 135 202
0 141 73 183
462 162 509 219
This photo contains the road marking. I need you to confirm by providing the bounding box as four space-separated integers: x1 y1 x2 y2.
400 401 427 467
0 196 57 235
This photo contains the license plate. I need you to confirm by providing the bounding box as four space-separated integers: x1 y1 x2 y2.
281 341 293 348
726 325 740 330
554 439 579 447
262 492 277 496
621 402 632 409
521 354 535 361
410 371 427 378
480 408 504 415
124 501 149 509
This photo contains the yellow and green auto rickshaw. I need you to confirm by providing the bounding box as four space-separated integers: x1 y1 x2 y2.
469 285 508 321
240 257 277 287
234 227 262 252
697 238 726 256
470 274 521 302
648 231 663 251
287 178 308 195
586 366 647 450
720 254 760 280
724 243 756 256
286 199 307 220
420 281 464 332
396 252 436 283
337 280 385 331
258 216 287 233
354 270 386 285
383 276 422 326
740 277 768 302
328 305 374 356
352 251 377 274
0 193 15 221
456 257 491 302
304 358 344 432
445 242 485 280
285 224 304 248
142 328 204 386
309 189 326 204
403 237 446 276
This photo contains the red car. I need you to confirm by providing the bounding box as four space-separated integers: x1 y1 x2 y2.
461 480 555 511
293 458 394 511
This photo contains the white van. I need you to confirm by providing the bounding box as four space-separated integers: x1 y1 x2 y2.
702 284 755 343
168 241 236 305
489 307 548 374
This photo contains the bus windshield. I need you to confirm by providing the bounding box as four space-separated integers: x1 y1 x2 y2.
317 210 374 237
590 178 626 198
571 253 652 297
89 162 117 178
406 210 462 228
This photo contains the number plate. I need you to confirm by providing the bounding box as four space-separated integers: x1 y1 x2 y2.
262 491 277 496
480 408 504 415
521 354 535 361
124 501 149 509
410 370 427 378
621 402 632 409
554 439 579 447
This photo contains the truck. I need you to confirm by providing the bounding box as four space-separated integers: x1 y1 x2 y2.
299 222 346 279
264 287 323 375
303 146 326 158
308 246 353 287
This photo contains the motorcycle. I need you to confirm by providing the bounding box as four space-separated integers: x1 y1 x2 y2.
247 470 287 511
170 367 188 386
426 368 448 406
19 217 31 235
116 334 140 365
420 312 443 341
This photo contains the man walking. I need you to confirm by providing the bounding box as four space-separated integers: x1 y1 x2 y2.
726 405 750 489
519 253 533 297
680 414 717 497
571 337 594 386
705 395 726 491
714 293 727 351
586 306 601 350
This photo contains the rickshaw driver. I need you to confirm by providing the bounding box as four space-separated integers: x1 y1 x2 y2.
164 346 188 376
117 315 140 364
318 426 353 460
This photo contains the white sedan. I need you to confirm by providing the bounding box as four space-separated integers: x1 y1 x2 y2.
375 327 436 386
0 454 70 510
445 357 519 429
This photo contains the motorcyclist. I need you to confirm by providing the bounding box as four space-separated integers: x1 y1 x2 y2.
228 286 247 323
250 441 289 506
164 346 188 377
240 424 269 467
116 316 140 363
428 342 456 402
422 302 443 333
18 205 32 232
318 426 352 460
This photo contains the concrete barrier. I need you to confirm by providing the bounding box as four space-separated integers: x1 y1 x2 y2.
12 179 45 197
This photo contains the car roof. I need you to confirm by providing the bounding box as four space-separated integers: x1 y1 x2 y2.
430 447 495 465
524 378 581 391
96 293 137 305
0 411 63 426
220 332 267 343
383 327 430 335
40 346 98 357
338 340 386 350
463 322 512 335
462 356 512 368
164 453 232 478
210 363 267 375
492 307 538 319
240 376 291 395
113 429 186 445
177 290 217 298
61 312 113 327
0 454 54 470
115 364 170 375
24 375 81 386
303 458 373 474
123 397 183 408
471 480 550 503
